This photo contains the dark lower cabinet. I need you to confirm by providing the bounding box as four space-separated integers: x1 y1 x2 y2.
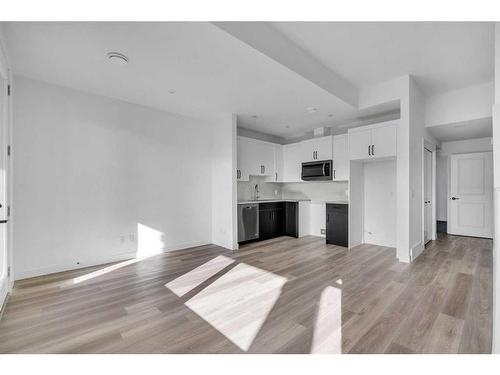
284 202 298 237
326 203 348 247
258 201 298 241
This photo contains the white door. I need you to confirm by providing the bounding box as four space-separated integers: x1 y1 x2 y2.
333 134 348 180
371 124 397 158
348 129 371 160
448 152 493 238
424 148 433 244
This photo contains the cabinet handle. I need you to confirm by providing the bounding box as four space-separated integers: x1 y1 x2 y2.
263 165 265 174
368 145 371 156
334 170 336 179
371 145 375 156
275 172 278 181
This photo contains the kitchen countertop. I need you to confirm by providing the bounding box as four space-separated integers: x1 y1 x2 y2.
237 199 311 205
325 201 349 205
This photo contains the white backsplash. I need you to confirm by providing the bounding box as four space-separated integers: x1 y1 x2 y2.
238 176 348 203
281 181 348 202
237 176 282 201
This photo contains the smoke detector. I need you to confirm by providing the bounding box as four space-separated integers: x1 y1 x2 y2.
107 52 129 65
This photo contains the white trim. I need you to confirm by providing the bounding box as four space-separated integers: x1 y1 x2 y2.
410 240 424 262
15 239 212 280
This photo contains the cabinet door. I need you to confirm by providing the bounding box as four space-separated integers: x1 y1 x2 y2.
348 129 371 160
284 202 298 237
371 124 396 158
326 205 348 247
333 134 348 180
300 136 333 162
314 136 333 161
252 141 275 176
267 144 283 182
259 209 273 240
283 143 302 182
237 137 253 180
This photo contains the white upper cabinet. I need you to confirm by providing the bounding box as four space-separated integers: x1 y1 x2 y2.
301 136 333 162
268 144 284 182
348 129 372 160
283 142 302 182
370 123 397 158
348 121 397 161
237 137 275 180
333 134 349 180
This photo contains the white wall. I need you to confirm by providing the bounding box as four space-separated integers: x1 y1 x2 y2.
13 76 216 279
211 114 237 250
440 137 493 155
436 154 448 221
363 160 397 247
425 82 494 127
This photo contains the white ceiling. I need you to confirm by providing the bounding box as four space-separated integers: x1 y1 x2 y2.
3 22 495 138
427 117 492 142
271 22 494 95
3 22 356 137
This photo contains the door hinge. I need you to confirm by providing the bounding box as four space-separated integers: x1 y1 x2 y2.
7 84 11 96
7 145 11 156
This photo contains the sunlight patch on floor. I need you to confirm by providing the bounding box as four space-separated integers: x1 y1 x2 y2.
184 262 286 351
310 285 342 354
73 258 140 284
165 255 235 297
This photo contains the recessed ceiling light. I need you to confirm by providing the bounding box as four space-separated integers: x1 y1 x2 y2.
168 89 176 94
285 125 290 129
307 107 318 114
106 52 129 65
251 115 258 119
328 114 333 118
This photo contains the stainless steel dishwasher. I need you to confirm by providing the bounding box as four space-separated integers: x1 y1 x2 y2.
238 203 259 242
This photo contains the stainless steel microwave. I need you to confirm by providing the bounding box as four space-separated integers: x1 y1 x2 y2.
301 160 333 181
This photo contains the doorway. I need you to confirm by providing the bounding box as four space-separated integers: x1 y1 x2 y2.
424 147 433 244
448 152 493 238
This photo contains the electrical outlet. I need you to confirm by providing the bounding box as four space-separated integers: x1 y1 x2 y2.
321 229 326 235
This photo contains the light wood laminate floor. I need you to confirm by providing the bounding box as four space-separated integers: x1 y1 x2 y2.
0 234 492 353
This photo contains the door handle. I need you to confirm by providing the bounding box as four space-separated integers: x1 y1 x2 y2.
451 197 460 200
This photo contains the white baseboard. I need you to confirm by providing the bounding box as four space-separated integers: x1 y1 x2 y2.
15 239 212 280
410 241 424 262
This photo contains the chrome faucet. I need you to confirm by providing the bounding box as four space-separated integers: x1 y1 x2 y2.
254 184 260 200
